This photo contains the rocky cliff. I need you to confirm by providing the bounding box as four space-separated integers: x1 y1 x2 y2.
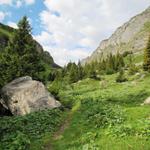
82 6 150 65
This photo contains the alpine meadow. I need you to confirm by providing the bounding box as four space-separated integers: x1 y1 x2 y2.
0 1 150 150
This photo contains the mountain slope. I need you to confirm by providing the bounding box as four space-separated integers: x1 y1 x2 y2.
82 6 150 65
0 23 60 68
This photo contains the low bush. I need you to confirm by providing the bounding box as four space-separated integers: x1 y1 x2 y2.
116 69 128 83
81 99 126 128
0 108 64 150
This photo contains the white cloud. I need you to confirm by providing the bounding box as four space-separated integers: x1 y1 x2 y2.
34 31 54 46
16 0 22 8
35 0 150 66
24 0 35 5
43 46 90 66
0 0 12 5
7 21 18 29
0 11 10 22
0 0 35 6
0 12 6 21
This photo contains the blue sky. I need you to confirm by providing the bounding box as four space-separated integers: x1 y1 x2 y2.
0 0 45 35
0 0 150 66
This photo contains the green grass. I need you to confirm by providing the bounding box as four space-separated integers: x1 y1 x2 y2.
0 25 14 40
48 73 150 150
0 108 65 150
1 71 150 150
124 53 143 65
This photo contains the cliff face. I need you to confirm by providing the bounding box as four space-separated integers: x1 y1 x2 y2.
0 23 60 68
82 6 150 65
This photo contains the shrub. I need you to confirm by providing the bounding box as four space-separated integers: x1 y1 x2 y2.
122 51 133 57
116 69 127 83
0 108 63 149
128 64 139 75
81 99 126 128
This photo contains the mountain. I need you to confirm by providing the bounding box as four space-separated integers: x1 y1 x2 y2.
0 23 60 68
82 6 150 65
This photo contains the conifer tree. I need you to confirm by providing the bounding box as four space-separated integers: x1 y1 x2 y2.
68 63 79 83
105 53 115 74
143 35 150 71
128 54 138 75
0 50 19 88
86 63 97 79
6 16 45 80
78 61 84 80
0 16 46 89
116 68 127 82
114 52 125 71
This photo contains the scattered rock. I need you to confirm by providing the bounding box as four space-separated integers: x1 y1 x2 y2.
100 80 107 89
140 74 146 80
131 81 137 86
142 97 150 105
0 76 61 116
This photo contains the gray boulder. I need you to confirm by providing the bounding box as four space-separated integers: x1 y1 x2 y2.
0 76 61 116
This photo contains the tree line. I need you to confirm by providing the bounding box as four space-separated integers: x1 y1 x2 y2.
50 33 150 85
50 52 126 84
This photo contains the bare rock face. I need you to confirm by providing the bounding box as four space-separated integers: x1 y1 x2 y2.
82 6 150 65
0 76 61 116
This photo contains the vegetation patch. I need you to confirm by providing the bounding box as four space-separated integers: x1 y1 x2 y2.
0 108 64 150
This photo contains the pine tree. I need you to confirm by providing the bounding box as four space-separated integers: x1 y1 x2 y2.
87 63 97 79
68 63 79 83
143 35 150 71
128 54 138 75
105 53 115 74
116 68 127 83
0 16 46 89
6 16 45 80
0 50 19 88
78 61 84 80
114 52 125 71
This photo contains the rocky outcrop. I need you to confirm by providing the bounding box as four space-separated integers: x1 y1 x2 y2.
0 76 61 116
82 6 150 65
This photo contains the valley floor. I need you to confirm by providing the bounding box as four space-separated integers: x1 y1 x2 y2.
1 72 150 150
41 73 150 150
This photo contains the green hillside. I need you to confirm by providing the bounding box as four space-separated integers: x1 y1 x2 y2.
0 23 59 68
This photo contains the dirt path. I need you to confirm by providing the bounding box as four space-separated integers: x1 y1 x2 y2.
43 112 72 150
43 101 80 150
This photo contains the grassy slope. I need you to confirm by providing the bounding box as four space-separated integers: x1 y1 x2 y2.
46 68 150 150
0 23 14 38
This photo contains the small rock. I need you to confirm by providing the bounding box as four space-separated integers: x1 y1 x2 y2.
143 97 150 105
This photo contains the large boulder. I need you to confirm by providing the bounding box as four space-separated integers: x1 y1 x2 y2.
0 76 61 116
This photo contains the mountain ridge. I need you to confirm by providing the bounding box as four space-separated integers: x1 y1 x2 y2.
82 6 150 65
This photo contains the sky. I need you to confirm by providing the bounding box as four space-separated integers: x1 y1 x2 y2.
0 0 150 66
